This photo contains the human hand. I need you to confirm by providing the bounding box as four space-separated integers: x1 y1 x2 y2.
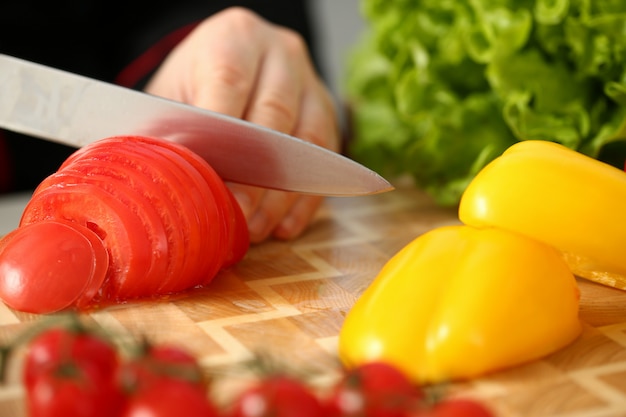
145 7 340 244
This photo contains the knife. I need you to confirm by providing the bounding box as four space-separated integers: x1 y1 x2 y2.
0 54 393 196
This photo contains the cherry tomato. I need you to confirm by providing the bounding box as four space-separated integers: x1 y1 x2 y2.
121 378 219 417
228 375 325 417
23 327 119 389
0 220 108 313
412 398 494 417
27 361 125 417
325 361 423 417
118 344 205 394
24 327 124 417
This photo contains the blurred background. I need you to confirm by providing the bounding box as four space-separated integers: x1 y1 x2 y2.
310 0 364 99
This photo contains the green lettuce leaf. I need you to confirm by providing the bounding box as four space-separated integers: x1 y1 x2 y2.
346 0 626 205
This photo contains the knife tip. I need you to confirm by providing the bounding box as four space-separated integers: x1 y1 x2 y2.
334 174 396 197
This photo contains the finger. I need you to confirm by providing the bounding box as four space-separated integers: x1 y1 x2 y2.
242 28 306 133
247 190 299 243
234 109 332 243
190 10 267 117
273 195 324 240
267 81 339 240
291 77 340 151
226 182 265 220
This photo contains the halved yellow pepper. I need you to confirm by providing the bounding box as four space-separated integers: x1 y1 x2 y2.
460 140 626 289
338 225 581 384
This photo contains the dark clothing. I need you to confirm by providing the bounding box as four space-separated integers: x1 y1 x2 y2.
0 0 318 192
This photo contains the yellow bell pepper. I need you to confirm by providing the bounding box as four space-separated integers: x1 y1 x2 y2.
459 140 626 290
338 225 581 384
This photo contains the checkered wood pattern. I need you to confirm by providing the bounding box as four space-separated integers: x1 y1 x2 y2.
1 184 626 416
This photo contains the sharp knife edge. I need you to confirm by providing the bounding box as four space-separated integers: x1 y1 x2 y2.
0 54 393 196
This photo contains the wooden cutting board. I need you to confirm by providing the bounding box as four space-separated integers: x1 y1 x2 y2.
1 181 626 417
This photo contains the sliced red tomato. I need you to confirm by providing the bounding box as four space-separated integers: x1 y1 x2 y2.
98 136 236 287
222 186 250 269
118 136 249 275
66 138 218 293
2 135 250 312
21 183 152 304
32 168 163 300
0 220 108 313
61 142 188 294
58 159 171 298
130 142 221 292
53 138 220 297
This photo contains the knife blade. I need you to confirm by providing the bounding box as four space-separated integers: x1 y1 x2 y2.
0 54 393 196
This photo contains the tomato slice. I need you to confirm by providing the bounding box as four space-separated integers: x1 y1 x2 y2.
87 137 228 291
70 139 218 293
156 141 250 269
138 143 223 290
21 183 153 304
55 162 170 298
70 220 110 309
11 135 250 310
0 220 108 313
119 137 232 245
119 136 249 276
222 187 250 268
62 144 186 294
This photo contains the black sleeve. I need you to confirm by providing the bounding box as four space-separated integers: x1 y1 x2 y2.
0 0 320 192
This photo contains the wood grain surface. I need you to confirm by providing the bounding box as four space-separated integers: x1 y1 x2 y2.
1 182 626 416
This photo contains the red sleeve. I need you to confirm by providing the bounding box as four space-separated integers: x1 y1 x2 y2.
114 22 200 89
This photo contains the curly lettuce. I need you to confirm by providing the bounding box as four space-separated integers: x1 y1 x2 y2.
345 0 626 205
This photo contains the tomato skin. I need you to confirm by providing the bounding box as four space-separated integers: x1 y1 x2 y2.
121 378 219 417
228 375 325 417
21 182 153 304
23 327 119 390
133 142 222 292
410 398 494 417
28 361 125 417
118 344 205 394
24 328 124 417
325 362 423 417
55 158 171 298
108 135 249 276
0 220 108 313
222 186 250 269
